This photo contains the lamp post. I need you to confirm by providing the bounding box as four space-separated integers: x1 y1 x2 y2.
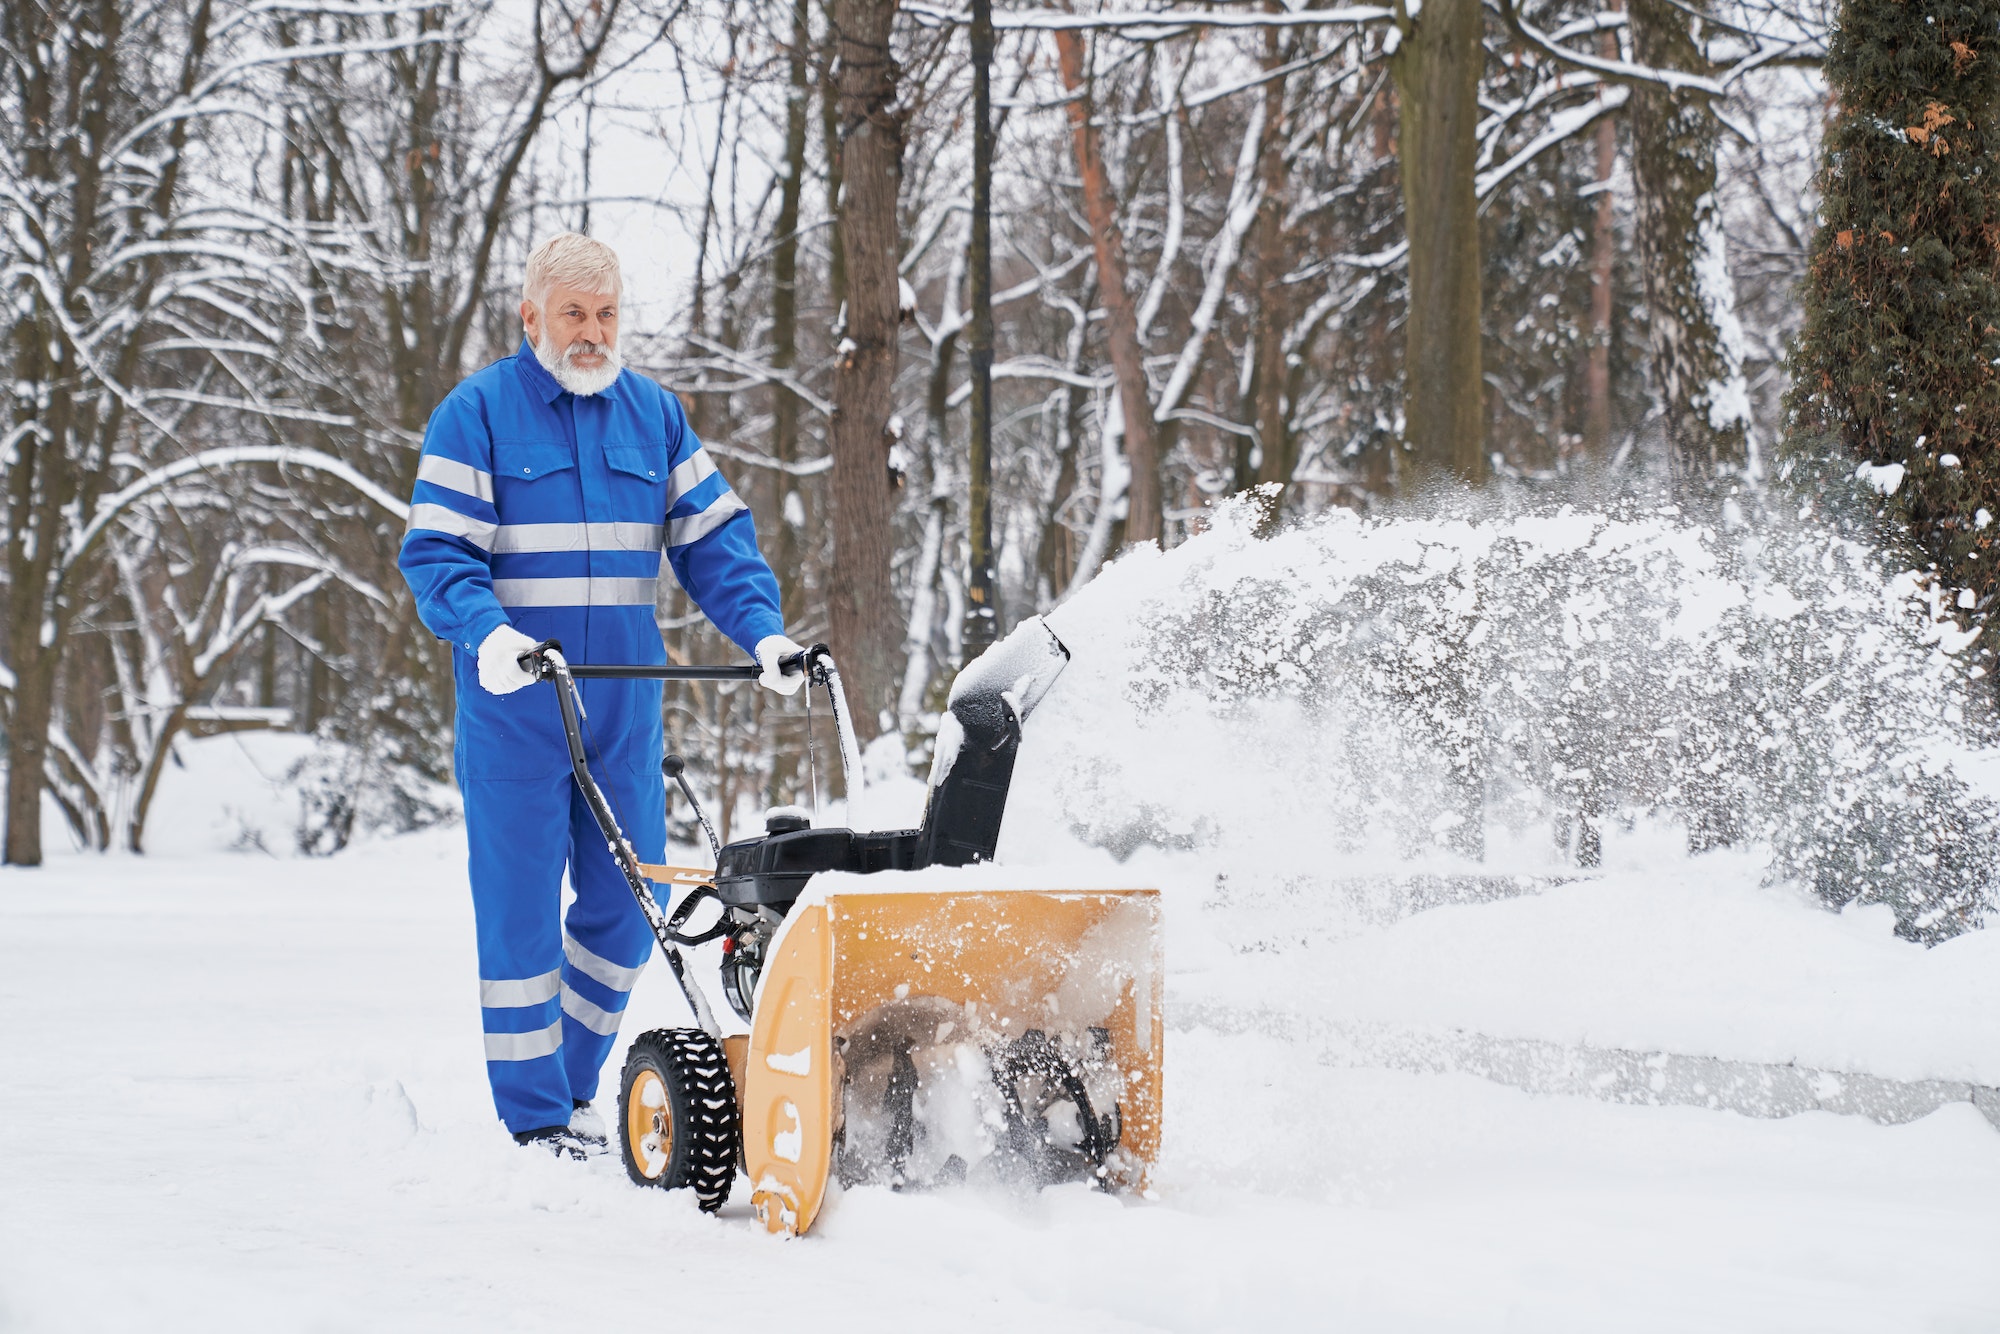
962 0 998 658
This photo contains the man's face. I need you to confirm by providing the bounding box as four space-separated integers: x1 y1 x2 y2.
521 280 620 366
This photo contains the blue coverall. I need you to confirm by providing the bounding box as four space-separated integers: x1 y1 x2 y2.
399 340 784 1134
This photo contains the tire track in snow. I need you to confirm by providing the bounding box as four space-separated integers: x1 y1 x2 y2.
1170 1000 2000 1130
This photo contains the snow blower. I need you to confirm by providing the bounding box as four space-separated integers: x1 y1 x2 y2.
519 617 1162 1236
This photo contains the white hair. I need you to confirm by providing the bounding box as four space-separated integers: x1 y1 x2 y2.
522 232 621 309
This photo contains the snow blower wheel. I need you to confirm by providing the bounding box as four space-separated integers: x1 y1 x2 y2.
617 1028 739 1212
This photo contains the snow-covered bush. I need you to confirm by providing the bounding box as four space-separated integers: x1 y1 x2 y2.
289 737 460 857
1033 493 1997 942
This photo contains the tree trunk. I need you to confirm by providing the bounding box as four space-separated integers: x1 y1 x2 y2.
125 700 193 855
821 4 848 319
1629 0 1749 493
1583 14 1620 456
3 0 86 867
3 653 57 866
1251 24 1294 526
765 0 814 806
306 589 332 732
1391 0 1486 485
1054 28 1160 546
827 0 903 740
2 293 59 866
4 0 213 864
772 0 811 620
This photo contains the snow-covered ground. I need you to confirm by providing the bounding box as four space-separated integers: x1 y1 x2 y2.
8 504 2000 1330
5 755 1999 1331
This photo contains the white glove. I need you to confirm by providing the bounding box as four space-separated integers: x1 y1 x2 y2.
477 624 542 696
755 634 809 697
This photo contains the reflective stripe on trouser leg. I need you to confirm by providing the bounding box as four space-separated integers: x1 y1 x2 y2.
559 768 664 1103
463 769 578 1135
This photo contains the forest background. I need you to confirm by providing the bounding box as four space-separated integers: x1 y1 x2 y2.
1 0 1936 868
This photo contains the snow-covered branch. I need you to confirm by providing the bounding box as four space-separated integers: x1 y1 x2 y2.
1477 87 1629 201
1490 0 1725 95
907 3 1393 32
1155 96 1268 422
66 446 408 587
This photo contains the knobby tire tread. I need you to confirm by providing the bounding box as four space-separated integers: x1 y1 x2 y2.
620 1027 739 1213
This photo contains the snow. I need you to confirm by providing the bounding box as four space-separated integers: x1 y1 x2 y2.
924 614 1070 791
1177 846 2000 1087
838 1002 1015 1185
136 730 319 856
7 505 2000 1330
1022 497 2000 940
764 1045 812 1075
3 837 1997 1332
1856 460 1906 495
1693 196 1755 440
772 1101 804 1162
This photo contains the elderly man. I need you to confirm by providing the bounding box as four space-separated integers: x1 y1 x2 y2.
399 233 804 1157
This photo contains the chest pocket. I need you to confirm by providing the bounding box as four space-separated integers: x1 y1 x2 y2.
494 441 576 483
605 442 671 486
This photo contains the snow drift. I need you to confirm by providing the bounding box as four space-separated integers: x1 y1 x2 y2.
1016 493 1998 942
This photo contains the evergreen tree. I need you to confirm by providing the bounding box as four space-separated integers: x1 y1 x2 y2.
1788 0 2000 620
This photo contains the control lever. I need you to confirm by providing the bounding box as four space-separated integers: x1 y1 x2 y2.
665 754 722 863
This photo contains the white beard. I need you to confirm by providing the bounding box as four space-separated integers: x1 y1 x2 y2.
533 333 622 396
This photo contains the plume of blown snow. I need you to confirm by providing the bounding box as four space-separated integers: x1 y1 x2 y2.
1009 493 1998 944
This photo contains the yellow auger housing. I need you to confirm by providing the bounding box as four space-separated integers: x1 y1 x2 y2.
528 618 1163 1232
741 884 1162 1236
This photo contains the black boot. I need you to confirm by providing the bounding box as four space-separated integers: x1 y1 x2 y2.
513 1125 591 1161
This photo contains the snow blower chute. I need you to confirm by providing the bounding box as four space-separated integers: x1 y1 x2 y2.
519 618 1162 1236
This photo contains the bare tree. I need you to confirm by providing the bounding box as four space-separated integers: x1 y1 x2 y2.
2 0 1839 859
1054 25 1160 546
827 0 905 739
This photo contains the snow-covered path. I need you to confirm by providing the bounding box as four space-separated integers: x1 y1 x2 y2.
5 832 1998 1333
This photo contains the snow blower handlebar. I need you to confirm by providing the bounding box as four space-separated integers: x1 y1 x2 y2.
560 662 759 680
511 638 860 1038
540 648 813 684
516 640 856 788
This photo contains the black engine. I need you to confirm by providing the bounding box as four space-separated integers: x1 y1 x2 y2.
706 617 1070 1020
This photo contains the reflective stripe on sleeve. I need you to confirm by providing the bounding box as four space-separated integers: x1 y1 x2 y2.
407 502 498 551
491 522 665 554
668 493 749 548
665 450 718 507
560 983 625 1037
417 454 495 503
479 969 560 1009
483 1019 562 1062
492 576 659 608
563 934 646 991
